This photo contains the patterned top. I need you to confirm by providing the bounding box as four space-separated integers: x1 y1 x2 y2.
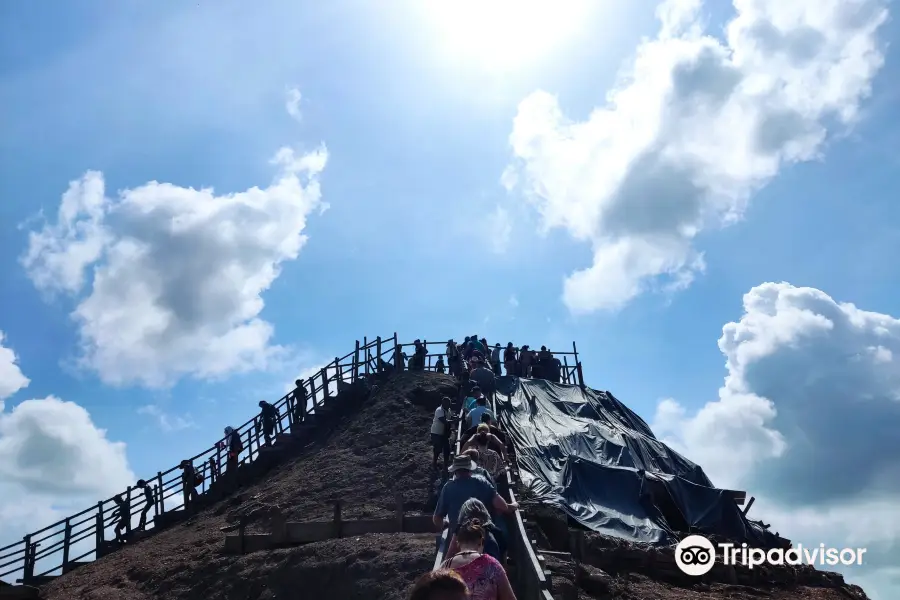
448 553 505 600
476 444 504 479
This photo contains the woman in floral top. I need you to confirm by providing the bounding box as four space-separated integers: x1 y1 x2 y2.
442 518 517 600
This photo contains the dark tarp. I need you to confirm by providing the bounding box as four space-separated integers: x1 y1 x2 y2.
495 377 780 546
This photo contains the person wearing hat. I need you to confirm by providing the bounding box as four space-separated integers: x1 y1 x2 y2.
136 478 156 530
432 455 518 535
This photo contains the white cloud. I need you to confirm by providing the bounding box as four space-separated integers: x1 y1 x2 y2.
503 0 888 313
652 282 900 597
486 205 513 254
137 404 195 432
0 396 135 554
22 144 329 387
0 332 30 408
509 295 519 308
286 86 303 122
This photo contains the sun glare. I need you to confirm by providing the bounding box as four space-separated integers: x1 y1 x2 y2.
422 0 592 72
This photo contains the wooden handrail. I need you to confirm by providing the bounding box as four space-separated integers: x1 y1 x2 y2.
1 334 578 589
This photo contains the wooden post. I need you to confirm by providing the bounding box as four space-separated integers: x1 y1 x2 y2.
22 535 33 583
354 340 361 382
563 356 570 384
62 518 72 572
95 501 105 551
333 501 343 538
125 486 133 535
376 337 382 372
321 367 330 404
155 472 164 514
577 362 585 389
363 337 369 376
335 356 342 386
393 332 398 361
572 341 579 366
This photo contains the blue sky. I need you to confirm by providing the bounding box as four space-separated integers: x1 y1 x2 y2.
1 0 899 596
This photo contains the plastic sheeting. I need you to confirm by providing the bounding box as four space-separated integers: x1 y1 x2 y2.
496 377 781 546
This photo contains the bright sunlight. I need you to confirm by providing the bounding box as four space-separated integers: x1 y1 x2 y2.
421 0 593 72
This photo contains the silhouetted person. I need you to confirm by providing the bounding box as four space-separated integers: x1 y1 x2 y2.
258 400 280 446
180 460 200 508
136 479 155 531
112 494 128 543
394 344 408 372
292 379 309 423
435 355 445 374
446 340 459 377
412 339 427 371
549 355 562 383
503 343 517 376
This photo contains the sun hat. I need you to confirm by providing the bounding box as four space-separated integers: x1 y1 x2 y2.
448 455 476 474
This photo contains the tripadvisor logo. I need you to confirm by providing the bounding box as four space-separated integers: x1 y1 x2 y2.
674 534 867 576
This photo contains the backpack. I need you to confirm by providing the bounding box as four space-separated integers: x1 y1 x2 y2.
194 473 204 487
231 434 244 453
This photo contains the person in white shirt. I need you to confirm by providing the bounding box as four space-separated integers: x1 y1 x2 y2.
431 396 452 469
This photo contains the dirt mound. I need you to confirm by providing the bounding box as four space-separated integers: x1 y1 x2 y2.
40 372 457 600
45 533 433 600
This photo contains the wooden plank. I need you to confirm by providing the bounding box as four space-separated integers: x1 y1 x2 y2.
223 533 273 554
284 521 334 543
342 520 399 536
402 515 435 534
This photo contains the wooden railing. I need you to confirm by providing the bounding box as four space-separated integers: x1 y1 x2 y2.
0 333 410 585
1 334 582 596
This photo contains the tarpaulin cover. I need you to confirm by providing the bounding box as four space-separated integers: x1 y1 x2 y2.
496 377 779 546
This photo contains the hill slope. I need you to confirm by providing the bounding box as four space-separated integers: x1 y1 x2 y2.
41 372 457 600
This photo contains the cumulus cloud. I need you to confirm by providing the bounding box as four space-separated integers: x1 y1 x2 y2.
137 404 195 432
0 332 30 407
22 144 329 387
286 86 303 122
503 0 888 313
652 282 900 597
0 396 135 552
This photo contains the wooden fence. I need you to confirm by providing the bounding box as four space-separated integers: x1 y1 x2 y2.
0 334 582 594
